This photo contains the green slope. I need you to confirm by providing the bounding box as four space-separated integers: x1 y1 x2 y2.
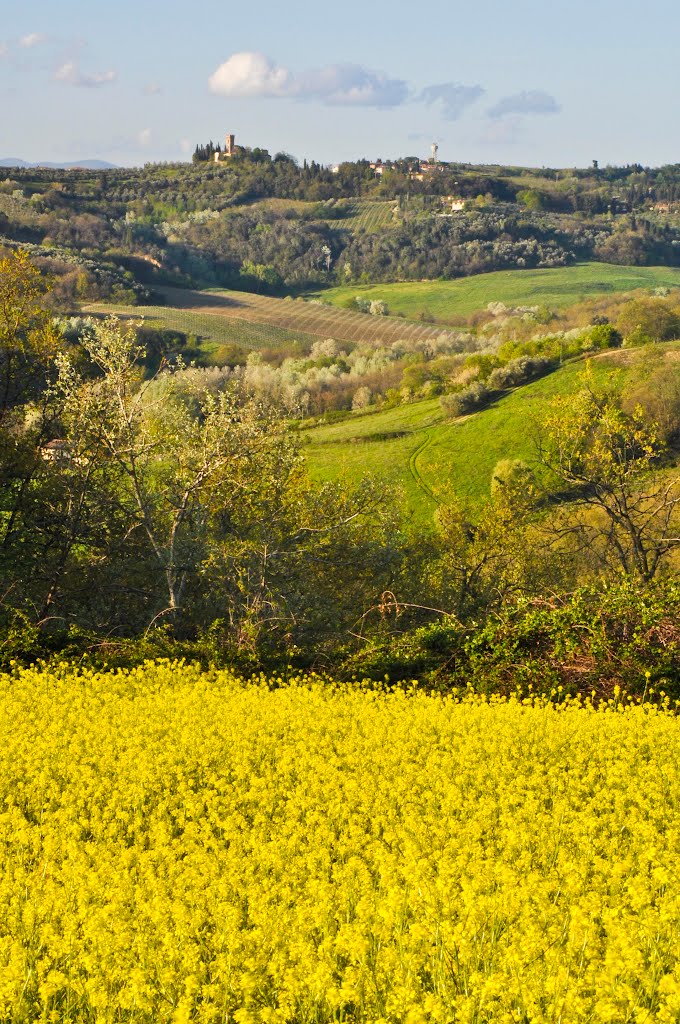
310 263 680 322
83 302 319 360
303 358 625 522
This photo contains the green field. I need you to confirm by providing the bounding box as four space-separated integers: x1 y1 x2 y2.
303 357 626 521
84 302 320 360
333 200 398 232
309 262 680 322
87 285 464 355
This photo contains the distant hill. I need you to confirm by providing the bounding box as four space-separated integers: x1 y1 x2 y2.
0 158 118 170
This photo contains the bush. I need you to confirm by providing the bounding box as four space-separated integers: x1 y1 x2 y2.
490 458 535 498
486 356 555 390
587 323 622 350
440 380 489 418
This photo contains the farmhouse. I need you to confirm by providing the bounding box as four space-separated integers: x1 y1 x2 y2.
40 439 73 463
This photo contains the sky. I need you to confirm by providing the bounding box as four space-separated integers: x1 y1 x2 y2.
2 0 680 169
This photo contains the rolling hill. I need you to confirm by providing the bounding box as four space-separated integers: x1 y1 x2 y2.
309 263 680 322
302 353 648 522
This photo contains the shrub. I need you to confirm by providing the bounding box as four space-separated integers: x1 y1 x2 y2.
486 356 555 390
490 458 535 498
587 323 622 349
440 380 489 418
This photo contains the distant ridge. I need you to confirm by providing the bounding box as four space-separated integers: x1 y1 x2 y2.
0 158 118 170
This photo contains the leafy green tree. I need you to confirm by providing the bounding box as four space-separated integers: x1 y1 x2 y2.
538 368 680 580
0 249 59 423
617 297 680 346
52 317 297 625
622 351 680 443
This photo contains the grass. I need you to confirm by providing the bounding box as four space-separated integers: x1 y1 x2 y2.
87 286 464 356
332 200 398 232
84 301 321 359
303 357 627 523
309 262 680 322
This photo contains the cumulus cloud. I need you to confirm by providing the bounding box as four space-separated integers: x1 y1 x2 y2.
419 82 485 121
208 52 560 123
209 52 290 98
20 33 48 49
294 64 408 107
54 61 117 88
488 90 560 119
209 51 408 108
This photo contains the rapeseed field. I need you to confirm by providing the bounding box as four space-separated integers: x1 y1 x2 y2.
1 663 680 1023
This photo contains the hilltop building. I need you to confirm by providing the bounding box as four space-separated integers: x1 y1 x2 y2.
214 133 242 163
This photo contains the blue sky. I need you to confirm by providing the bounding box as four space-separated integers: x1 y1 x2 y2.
2 0 680 168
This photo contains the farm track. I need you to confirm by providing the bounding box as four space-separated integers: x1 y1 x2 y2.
158 287 462 348
407 429 438 502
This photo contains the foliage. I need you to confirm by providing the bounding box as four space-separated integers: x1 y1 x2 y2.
461 578 680 695
0 248 60 420
622 349 680 442
539 366 680 579
617 296 680 345
440 380 490 417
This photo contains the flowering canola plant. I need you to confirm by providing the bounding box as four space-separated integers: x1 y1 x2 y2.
1 663 680 1022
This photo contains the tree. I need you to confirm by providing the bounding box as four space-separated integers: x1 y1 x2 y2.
425 471 554 619
0 248 59 424
0 250 62 611
622 351 680 443
616 297 680 346
52 317 298 626
538 368 680 580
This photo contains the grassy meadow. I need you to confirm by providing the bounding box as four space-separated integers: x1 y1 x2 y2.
86 286 462 354
303 357 624 518
311 262 680 321
4 662 680 1023
87 264 680 366
82 302 321 361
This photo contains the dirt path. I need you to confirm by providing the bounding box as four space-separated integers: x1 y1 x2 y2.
408 430 439 502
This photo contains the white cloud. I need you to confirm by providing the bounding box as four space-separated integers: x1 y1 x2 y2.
209 52 290 98
295 64 408 107
209 51 408 108
488 90 560 119
420 82 485 121
209 52 559 123
54 61 117 88
20 32 48 48
137 128 152 146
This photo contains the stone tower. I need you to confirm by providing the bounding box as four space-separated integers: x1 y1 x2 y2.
225 133 236 156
